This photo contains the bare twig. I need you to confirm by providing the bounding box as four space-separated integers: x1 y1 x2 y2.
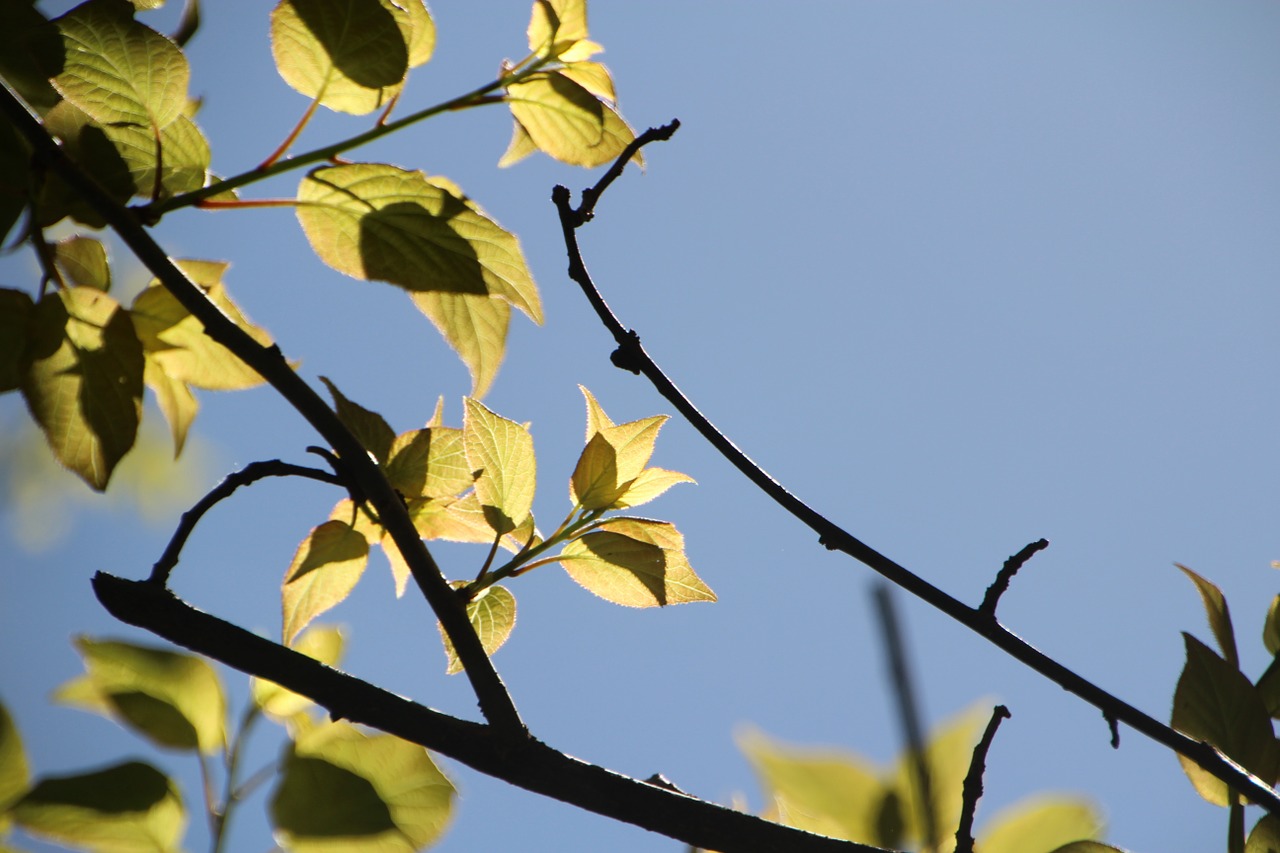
978 538 1049 618
566 119 681 227
954 705 1011 853
873 584 937 850
549 122 1280 815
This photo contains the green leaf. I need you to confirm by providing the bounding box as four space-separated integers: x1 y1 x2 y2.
271 719 455 852
282 519 370 645
270 0 412 115
0 701 30 815
410 290 511 398
463 398 536 536
1265 595 1280 657
737 726 886 843
397 0 435 67
506 72 604 162
319 376 395 464
54 636 228 754
557 517 715 607
129 259 271 390
253 625 345 722
53 236 111 291
441 584 517 674
527 0 588 56
385 426 472 499
0 119 30 244
12 761 184 853
51 0 189 130
979 796 1104 853
497 118 538 168
1171 632 1278 805
1248 815 1280 853
21 287 144 491
570 386 689 510
889 702 989 846
0 2 63 114
143 357 197 456
0 288 34 393
558 61 615 102
1178 563 1239 668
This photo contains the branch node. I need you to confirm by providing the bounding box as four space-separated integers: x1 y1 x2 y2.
1104 710 1120 749
979 538 1049 617
643 773 686 794
610 331 644 374
954 704 1012 853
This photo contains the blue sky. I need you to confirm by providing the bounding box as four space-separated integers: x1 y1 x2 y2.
4 2 1280 851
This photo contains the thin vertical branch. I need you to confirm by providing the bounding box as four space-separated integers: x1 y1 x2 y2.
954 705 1011 853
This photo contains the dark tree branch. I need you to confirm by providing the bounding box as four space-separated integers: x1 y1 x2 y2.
873 584 938 850
92 573 891 853
978 538 1049 618
550 122 1280 816
0 82 524 737
148 460 341 585
954 705 1011 853
566 119 681 227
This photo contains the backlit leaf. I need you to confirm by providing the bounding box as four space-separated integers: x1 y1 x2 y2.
497 118 537 168
0 289 34 393
0 701 29 813
527 0 587 56
1178 564 1239 668
410 290 510 398
144 357 197 456
1172 633 1278 805
283 520 369 645
271 719 454 852
506 72 604 164
12 761 184 853
129 260 271 390
558 517 714 607
558 61 614 102
53 236 110 291
398 0 435 67
253 625 345 721
463 398 536 535
51 0 189 130
385 426 472 499
54 636 227 754
319 376 394 464
1265 595 1280 657
979 796 1104 853
441 584 516 674
889 702 989 845
21 287 143 491
615 467 695 509
570 386 690 510
270 0 409 115
1247 815 1280 853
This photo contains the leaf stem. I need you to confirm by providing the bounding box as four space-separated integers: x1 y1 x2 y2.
210 704 262 853
259 95 322 170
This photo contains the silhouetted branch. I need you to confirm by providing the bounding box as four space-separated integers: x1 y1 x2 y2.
979 538 1049 617
566 119 681 227
954 705 1011 853
93 573 888 853
550 126 1280 816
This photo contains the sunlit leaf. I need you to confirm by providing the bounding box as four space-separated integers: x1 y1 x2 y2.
271 719 455 852
1172 632 1278 805
570 386 690 510
497 118 537 169
144 357 197 456
282 520 370 645
51 0 189 130
129 260 271 390
558 61 614 102
410 290 510 398
1265 595 1280 657
979 796 1104 853
53 236 110 291
253 625 345 722
270 0 409 115
615 467 695 509
0 701 29 814
1247 814 1280 853
0 288 34 393
463 398 536 536
397 0 434 67
318 376 394 464
557 516 714 607
1177 564 1239 668
385 426 472 499
12 761 184 853
527 0 587 56
21 287 144 491
440 584 516 674
54 636 227 754
506 72 603 163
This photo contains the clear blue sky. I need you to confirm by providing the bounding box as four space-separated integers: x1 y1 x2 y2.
4 2 1280 851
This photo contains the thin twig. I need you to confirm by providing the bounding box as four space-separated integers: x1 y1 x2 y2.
873 584 938 851
148 460 340 586
568 119 681 227
549 121 1280 815
978 538 1049 617
954 705 1011 853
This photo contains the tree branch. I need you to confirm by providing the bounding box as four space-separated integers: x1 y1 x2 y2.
92 573 891 853
978 538 1049 618
0 81 525 737
550 121 1280 815
954 705 1011 853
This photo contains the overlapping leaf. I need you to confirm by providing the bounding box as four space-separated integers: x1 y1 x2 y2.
1248 815 1280 853
297 164 540 395
527 0 588 56
979 797 1105 853
271 719 454 852
53 236 110 291
506 71 640 169
12 761 184 853
0 288 34 393
53 637 227 754
440 584 517 674
557 517 714 607
21 287 144 491
252 625 346 722
319 376 394 464
0 701 29 816
1178 564 1239 668
385 425 472 500
282 520 370 645
464 398 536 536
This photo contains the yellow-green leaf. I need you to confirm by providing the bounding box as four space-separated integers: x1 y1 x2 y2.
506 72 604 164
53 236 111 291
12 761 184 853
271 719 454 852
463 398 536 536
497 118 537 169
252 625 345 721
398 0 435 67
144 357 198 456
558 61 615 102
129 259 271 390
319 376 394 464
270 0 409 115
615 467 695 509
1247 815 1280 853
0 701 29 814
0 288 34 393
441 584 516 674
283 520 369 645
51 0 189 130
1178 564 1239 669
385 426 472 499
410 290 510 398
54 636 227 754
979 796 1104 853
1172 632 1278 805
527 0 587 56
558 517 714 607
1264 595 1280 657
571 386 689 510
21 287 143 491
887 703 991 845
